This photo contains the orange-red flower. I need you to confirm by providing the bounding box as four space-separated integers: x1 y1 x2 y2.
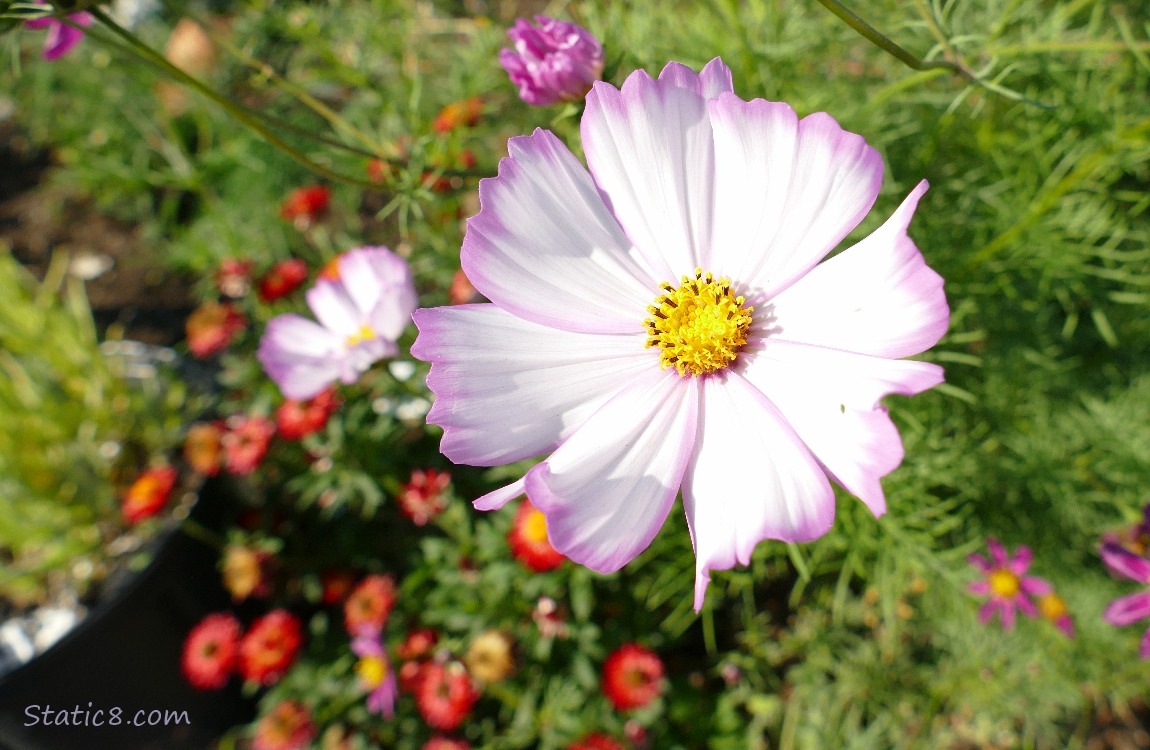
567 735 624 750
239 610 303 686
398 469 451 526
433 96 483 134
507 500 565 572
343 574 397 636
186 301 246 358
181 612 241 690
184 422 224 476
276 388 339 441
258 259 310 303
121 465 179 524
415 661 478 731
280 184 330 229
449 268 482 305
320 568 357 605
252 700 316 750
601 644 664 711
222 414 275 475
423 737 470 750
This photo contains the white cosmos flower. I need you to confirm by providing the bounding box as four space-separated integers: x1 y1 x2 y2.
411 58 950 611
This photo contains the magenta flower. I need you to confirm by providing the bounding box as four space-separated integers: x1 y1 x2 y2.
257 246 417 400
967 538 1051 630
412 58 949 611
25 2 92 61
351 629 398 717
499 15 604 106
1101 541 1150 658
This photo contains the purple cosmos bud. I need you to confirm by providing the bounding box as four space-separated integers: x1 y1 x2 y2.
24 2 93 61
499 15 604 107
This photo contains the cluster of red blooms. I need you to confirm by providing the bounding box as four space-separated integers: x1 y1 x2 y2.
398 469 452 526
186 254 312 359
394 627 478 734
120 465 179 524
279 184 330 230
181 609 303 690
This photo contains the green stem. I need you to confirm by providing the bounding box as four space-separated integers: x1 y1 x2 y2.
86 7 391 189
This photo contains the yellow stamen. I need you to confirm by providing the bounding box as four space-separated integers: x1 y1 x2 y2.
356 656 386 689
346 323 376 347
643 268 753 377
988 569 1020 598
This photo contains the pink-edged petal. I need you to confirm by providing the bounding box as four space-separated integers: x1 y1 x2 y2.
1140 627 1150 659
978 600 1000 625
738 339 943 516
307 280 362 339
462 129 656 334
1008 546 1033 576
1015 595 1038 618
582 63 718 277
1103 592 1150 626
767 181 949 358
474 476 526 512
695 57 735 98
525 369 697 574
1101 542 1150 583
987 538 1008 568
708 97 882 300
1000 600 1018 630
340 248 417 339
683 372 835 611
968 580 990 595
412 304 653 466
257 314 345 400
1021 576 1052 597
968 552 991 573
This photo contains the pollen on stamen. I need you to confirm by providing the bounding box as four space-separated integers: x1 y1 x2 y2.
643 268 753 377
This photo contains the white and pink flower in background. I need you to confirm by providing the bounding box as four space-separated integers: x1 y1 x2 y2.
258 246 417 401
412 58 949 611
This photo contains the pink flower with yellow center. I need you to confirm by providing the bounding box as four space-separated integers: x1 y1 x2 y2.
351 629 399 717
258 246 417 400
411 58 949 611
967 538 1050 630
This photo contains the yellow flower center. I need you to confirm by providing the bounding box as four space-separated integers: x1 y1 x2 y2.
644 268 753 377
524 509 549 544
356 655 386 689
346 324 376 347
988 569 1020 598
1039 592 1067 620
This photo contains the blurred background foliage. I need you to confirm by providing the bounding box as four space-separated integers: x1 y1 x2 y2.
2 0 1150 748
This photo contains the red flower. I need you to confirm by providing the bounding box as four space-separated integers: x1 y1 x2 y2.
415 661 478 731
343 574 397 636
449 268 481 305
121 466 179 524
507 500 564 572
214 258 253 298
320 568 357 605
184 422 224 476
399 659 426 694
186 301 246 358
398 469 451 526
567 734 624 750
432 96 483 133
239 610 303 686
398 628 439 661
279 184 330 229
423 737 471 750
222 414 275 475
181 612 241 690
252 700 316 750
601 644 664 711
276 388 339 440
258 259 310 303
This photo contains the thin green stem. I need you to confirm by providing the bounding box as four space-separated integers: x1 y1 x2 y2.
87 7 389 189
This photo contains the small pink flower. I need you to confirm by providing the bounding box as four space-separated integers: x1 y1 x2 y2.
499 16 604 106
25 2 92 61
351 629 399 717
1100 541 1150 659
967 538 1051 630
258 247 417 400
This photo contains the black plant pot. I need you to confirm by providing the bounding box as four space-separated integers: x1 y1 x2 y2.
0 476 255 750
